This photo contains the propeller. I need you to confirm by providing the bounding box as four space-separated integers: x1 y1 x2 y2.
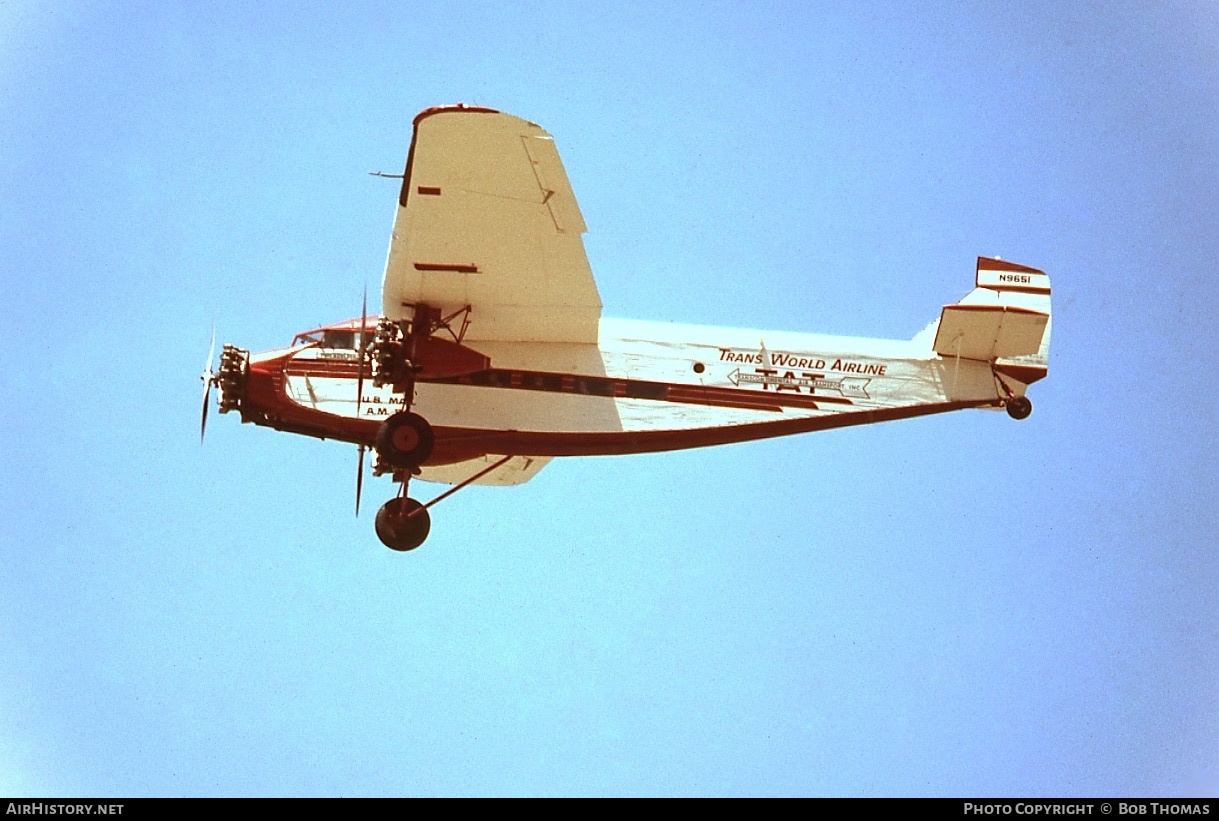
355 287 368 516
356 445 366 517
200 326 216 444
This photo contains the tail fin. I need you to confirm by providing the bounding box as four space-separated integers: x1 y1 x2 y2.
915 257 1051 386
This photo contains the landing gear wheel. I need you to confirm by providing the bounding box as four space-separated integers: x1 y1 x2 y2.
1006 395 1033 420
375 411 434 468
375 497 431 551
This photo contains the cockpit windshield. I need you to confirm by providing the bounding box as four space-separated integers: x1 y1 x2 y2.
292 330 323 347
321 330 361 350
292 328 370 349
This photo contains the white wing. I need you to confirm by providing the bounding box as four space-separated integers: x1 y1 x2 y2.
416 454 552 487
381 105 602 344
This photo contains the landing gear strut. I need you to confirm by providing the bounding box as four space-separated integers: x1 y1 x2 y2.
364 305 512 551
371 455 515 552
993 369 1033 422
368 411 433 550
367 307 434 550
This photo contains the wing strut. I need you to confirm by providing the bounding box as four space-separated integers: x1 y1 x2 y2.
402 454 514 515
374 454 514 553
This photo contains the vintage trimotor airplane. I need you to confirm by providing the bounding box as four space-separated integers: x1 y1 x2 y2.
200 104 1051 551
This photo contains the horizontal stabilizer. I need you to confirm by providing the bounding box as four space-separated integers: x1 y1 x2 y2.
933 304 1049 360
926 257 1052 362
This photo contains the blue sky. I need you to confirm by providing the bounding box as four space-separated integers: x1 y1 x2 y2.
2 1 1217 797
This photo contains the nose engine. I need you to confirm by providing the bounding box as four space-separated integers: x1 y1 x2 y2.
217 344 249 414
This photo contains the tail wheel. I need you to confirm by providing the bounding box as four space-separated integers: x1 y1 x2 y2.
375 411 434 468
1006 395 1033 420
375 497 431 551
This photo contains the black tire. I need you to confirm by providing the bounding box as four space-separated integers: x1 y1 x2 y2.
375 411 435 468
375 497 431 551
1006 395 1032 420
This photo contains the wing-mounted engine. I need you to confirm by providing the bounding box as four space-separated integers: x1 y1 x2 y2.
372 308 490 392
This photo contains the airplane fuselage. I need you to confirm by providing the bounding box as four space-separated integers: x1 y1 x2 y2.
234 317 1013 471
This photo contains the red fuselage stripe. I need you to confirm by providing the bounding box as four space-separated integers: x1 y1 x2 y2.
281 364 857 413
247 351 996 462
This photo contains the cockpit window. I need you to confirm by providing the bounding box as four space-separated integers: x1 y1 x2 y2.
292 326 372 348
292 331 322 347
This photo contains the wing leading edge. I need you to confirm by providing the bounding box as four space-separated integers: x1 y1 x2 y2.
381 105 602 344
